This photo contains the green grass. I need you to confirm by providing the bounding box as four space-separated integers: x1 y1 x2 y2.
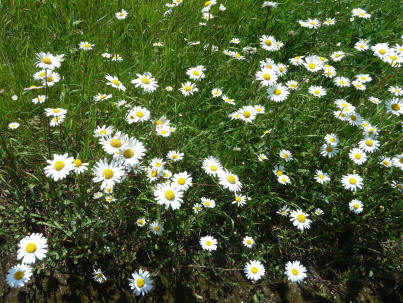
0 0 402 301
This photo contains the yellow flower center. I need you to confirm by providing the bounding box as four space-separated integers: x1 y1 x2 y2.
379 49 386 55
99 129 107 135
112 79 120 86
276 170 283 176
319 174 324 179
172 154 178 159
349 178 357 185
204 201 211 207
308 63 316 69
177 177 186 185
138 219 144 225
102 169 114 179
54 161 65 171
281 177 286 183
291 268 299 276
26 242 37 253
99 95 106 99
141 77 150 84
354 153 361 159
74 159 82 167
151 170 157 177
279 67 284 72
136 278 145 288
235 196 241 202
263 73 271 80
193 70 200 76
392 104 400 111
205 240 212 246
14 271 24 280
353 203 359 209
160 130 167 135
136 111 144 118
243 111 251 118
154 226 160 231
397 184 402 189
226 175 236 184
265 40 272 46
273 89 281 95
110 139 122 148
47 77 54 82
204 1 211 7
123 149 134 158
84 43 90 48
383 160 390 166
96 273 103 278
326 146 333 152
119 12 124 16
246 239 252 244
39 71 46 77
42 57 52 64
251 266 258 274
165 190 175 200
184 85 191 92
314 89 320 95
297 214 306 223
210 165 217 171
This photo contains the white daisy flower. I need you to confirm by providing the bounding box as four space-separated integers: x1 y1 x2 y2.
44 154 75 181
131 72 158 93
186 65 206 81
211 88 222 97
244 260 265 281
289 210 312 230
277 206 289 216
126 106 151 123
105 74 126 91
94 125 114 138
202 156 222 176
93 269 107 283
256 68 278 86
243 236 254 248
359 137 380 153
349 199 364 214
115 9 128 20
200 236 218 251
278 174 291 185
309 86 326 98
320 144 339 158
171 172 192 191
315 170 330 184
32 95 47 104
35 52 61 70
73 159 89 174
100 131 128 155
279 149 293 162
179 81 198 96
17 233 48 264
285 261 307 283
349 148 367 165
136 218 146 227
150 221 163 235
8 122 20 129
93 93 112 102
267 84 289 102
92 158 126 190
233 194 247 207
218 169 242 192
129 269 153 296
341 174 363 191
201 197 216 208
153 182 184 210
6 264 32 288
79 41 94 50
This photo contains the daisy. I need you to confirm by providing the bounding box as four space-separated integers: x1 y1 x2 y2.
171 172 192 191
276 64 287 76
363 125 379 137
391 181 403 193
150 158 165 171
258 153 267 161
73 158 89 174
35 52 61 70
278 174 291 185
233 194 247 207
102 53 111 58
331 51 346 61
32 95 47 104
368 96 381 104
260 58 277 70
131 72 158 93
115 9 128 19
279 149 293 162
238 106 257 123
323 65 336 78
277 206 289 216
356 74 372 83
200 236 217 251
167 150 184 161
256 68 278 86
289 55 304 66
309 86 326 98
186 66 206 81
150 221 164 235
314 208 324 216
111 54 123 61
145 167 162 182
286 80 299 90
267 84 289 102
304 56 323 72
285 261 307 283
359 138 380 153
49 115 65 127
372 43 389 58
79 41 94 50
243 236 254 248
156 124 172 137
44 108 67 117
137 218 146 227
306 18 320 29
379 157 393 168
126 106 151 123
389 86 403 96
354 39 369 51
17 233 48 264
230 38 240 44
315 170 330 184
290 210 311 230
33 69 48 80
193 203 202 213
129 269 153 296
154 182 184 210
153 41 164 47
334 76 351 88
201 197 216 208
244 260 265 281
346 112 363 126
94 125 114 138
8 122 20 129
100 131 128 155
105 74 126 91
42 71 60 86
254 105 265 114
180 81 198 96
93 269 107 283
385 98 402 116
6 264 32 288
352 80 366 90
211 88 222 97
260 35 277 51
165 86 173 91
92 158 125 190
93 93 112 102
118 137 146 168
324 18 336 25
222 95 235 105
44 153 75 181
324 133 339 146
202 156 222 176
341 174 363 191
349 199 364 214
218 169 242 192
392 154 403 170
349 148 367 165
320 144 339 158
